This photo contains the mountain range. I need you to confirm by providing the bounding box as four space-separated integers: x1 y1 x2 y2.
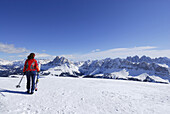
0 55 170 84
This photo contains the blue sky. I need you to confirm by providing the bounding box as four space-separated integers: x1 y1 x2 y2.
0 0 170 61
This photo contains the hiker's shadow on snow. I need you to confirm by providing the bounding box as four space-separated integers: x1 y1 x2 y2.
0 88 28 96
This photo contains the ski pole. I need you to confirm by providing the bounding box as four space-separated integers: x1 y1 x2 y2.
16 74 24 88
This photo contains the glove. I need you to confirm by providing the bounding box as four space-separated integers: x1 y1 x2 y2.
23 72 26 75
37 71 40 75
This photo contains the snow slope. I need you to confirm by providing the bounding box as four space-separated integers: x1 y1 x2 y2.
44 64 80 76
0 76 170 114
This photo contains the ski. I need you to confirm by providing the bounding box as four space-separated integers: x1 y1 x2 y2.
35 61 41 91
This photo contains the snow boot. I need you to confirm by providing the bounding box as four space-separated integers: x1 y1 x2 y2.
26 90 30 94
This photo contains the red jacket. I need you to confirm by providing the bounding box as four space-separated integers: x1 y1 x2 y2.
23 59 40 72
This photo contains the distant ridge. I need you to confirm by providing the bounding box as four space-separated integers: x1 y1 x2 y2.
0 55 170 84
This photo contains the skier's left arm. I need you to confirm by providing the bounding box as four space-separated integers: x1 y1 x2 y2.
35 60 40 72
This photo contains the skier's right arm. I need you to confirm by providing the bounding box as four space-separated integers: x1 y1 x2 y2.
23 60 27 73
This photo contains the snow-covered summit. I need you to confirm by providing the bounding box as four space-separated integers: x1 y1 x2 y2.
126 55 170 67
0 59 12 65
44 56 72 66
41 56 80 76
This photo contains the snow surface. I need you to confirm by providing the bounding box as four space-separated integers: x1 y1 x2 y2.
158 64 169 68
111 69 129 79
130 73 169 83
0 76 170 114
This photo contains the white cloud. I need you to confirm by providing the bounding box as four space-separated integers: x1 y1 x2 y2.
91 49 100 53
3 44 170 61
35 53 53 58
0 42 55 60
61 46 170 61
0 42 28 53
18 52 55 59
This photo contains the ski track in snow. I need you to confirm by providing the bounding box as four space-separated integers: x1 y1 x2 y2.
0 76 170 114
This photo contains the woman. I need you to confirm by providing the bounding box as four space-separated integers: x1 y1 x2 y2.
23 53 40 94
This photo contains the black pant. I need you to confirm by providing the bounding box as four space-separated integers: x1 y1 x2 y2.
26 71 36 92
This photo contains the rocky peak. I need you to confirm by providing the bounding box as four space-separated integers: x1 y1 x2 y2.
50 56 72 65
139 55 153 62
127 55 139 62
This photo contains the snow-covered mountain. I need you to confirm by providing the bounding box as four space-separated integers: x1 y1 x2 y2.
80 57 170 76
0 58 51 77
0 55 170 84
79 56 170 83
0 59 12 65
127 55 170 66
41 56 81 77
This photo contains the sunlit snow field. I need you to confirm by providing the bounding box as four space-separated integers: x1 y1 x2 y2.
0 75 170 114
